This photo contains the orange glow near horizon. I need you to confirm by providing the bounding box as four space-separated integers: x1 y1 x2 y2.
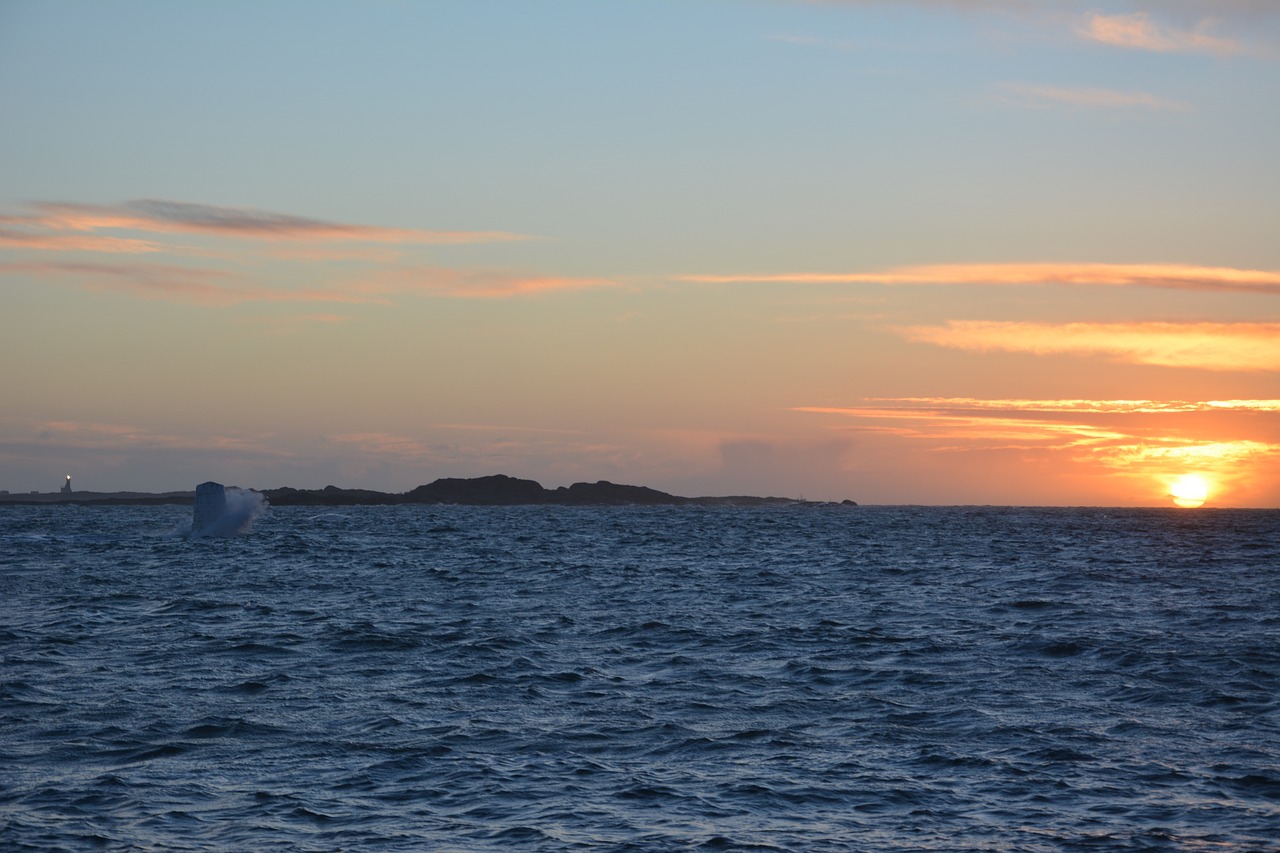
793 399 1279 506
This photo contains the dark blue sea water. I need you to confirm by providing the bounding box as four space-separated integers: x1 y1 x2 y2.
2 504 1278 851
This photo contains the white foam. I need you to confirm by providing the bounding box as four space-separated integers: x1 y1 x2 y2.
190 482 267 537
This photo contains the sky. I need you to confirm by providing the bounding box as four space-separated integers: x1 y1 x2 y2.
1 0 1277 506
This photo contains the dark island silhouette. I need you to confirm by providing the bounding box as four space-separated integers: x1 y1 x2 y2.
0 474 856 507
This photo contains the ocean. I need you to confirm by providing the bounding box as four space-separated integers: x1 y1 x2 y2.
2 504 1277 851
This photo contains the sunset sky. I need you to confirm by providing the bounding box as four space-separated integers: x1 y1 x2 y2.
2 0 1277 506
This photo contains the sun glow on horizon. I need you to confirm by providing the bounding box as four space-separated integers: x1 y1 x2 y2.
1169 473 1211 508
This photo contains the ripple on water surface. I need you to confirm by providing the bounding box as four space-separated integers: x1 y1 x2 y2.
1 504 1278 851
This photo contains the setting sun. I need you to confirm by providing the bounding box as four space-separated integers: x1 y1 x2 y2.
1170 474 1210 508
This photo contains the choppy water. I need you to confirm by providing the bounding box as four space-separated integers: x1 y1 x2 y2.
2 504 1278 851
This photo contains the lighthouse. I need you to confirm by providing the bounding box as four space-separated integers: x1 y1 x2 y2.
60 475 72 495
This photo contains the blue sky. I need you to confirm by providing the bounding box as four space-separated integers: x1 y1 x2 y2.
2 1 1278 504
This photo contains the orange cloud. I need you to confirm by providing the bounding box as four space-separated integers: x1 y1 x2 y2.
897 320 1280 371
0 261 384 307
679 262 1280 293
1093 440 1277 470
795 405 1129 447
1077 12 1240 54
365 267 619 298
0 226 162 254
6 199 528 248
3 259 613 307
794 397 1280 504
796 400 1280 455
997 83 1191 111
854 398 1280 414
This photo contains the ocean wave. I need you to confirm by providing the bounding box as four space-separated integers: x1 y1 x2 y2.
2 505 1278 850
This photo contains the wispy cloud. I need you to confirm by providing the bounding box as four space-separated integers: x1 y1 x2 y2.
21 199 528 246
678 262 1280 293
431 423 587 435
328 432 444 461
843 398 1280 414
0 200 528 259
364 267 619 298
997 83 1192 111
2 261 245 305
2 259 615 306
33 419 276 453
0 226 162 254
897 320 1280 371
1092 440 1277 471
327 426 592 467
0 200 600 307
1077 12 1240 55
788 2 1275 57
795 404 1130 446
798 1 1277 16
0 261 383 307
794 397 1280 491
1 199 609 306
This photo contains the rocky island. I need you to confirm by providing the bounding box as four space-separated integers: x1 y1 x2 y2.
0 474 856 507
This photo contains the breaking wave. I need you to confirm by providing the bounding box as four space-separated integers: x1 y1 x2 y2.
181 488 268 538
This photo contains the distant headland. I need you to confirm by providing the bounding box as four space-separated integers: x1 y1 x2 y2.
0 474 857 508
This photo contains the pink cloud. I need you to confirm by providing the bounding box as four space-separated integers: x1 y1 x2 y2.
1077 12 1240 54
